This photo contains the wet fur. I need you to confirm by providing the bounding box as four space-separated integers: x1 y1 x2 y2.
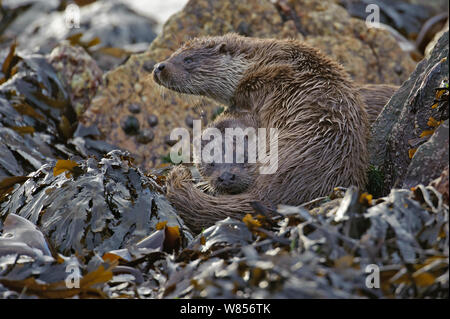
155 34 385 233
196 110 259 195
359 84 398 124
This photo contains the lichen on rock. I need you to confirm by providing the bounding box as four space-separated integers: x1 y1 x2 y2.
369 31 449 195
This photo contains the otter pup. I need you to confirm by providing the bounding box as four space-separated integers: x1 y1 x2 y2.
154 33 370 233
196 110 258 195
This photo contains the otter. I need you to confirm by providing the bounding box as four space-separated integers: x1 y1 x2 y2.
196 109 259 195
154 33 370 233
359 84 398 124
197 83 396 196
198 84 397 197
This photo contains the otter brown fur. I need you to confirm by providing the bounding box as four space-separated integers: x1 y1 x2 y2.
197 84 396 198
198 83 397 195
196 109 259 195
359 84 398 124
154 33 370 233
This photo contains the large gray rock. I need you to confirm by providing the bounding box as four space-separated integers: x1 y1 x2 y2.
369 31 449 195
402 120 449 190
16 0 158 70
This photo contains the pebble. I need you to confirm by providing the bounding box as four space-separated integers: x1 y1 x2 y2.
147 114 159 127
164 135 178 146
394 65 403 75
121 115 140 135
128 103 141 114
185 115 194 128
136 129 155 144
134 83 143 93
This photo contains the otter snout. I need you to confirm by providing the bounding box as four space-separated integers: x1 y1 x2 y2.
154 63 166 73
215 171 247 194
218 171 236 184
153 63 166 83
152 60 181 89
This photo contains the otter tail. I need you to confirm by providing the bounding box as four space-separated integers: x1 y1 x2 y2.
166 165 258 233
359 84 399 124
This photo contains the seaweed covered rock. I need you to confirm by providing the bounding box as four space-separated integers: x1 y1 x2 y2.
14 0 158 70
83 0 416 170
0 44 77 178
48 42 103 116
402 120 449 190
156 185 448 298
0 0 60 51
26 183 443 299
0 212 118 299
0 44 115 180
369 31 449 195
0 150 192 257
0 167 447 298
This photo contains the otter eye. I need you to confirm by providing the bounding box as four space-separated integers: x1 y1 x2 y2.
184 57 193 64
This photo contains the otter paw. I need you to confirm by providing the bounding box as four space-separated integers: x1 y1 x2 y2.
167 165 193 187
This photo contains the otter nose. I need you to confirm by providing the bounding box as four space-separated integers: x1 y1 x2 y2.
218 172 235 183
154 63 165 74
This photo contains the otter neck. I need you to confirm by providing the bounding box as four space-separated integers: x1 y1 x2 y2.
204 56 252 106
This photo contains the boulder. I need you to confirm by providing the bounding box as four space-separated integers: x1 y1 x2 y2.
368 31 449 195
0 150 192 257
16 0 158 70
402 120 449 190
47 42 103 116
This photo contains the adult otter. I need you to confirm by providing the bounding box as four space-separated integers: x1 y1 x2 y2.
195 83 396 197
154 33 370 233
193 84 397 197
359 84 398 124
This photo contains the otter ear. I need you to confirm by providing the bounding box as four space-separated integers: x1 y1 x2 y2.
217 43 228 54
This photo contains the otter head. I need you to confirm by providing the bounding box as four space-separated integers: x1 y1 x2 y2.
153 34 251 105
195 113 258 195
198 161 255 194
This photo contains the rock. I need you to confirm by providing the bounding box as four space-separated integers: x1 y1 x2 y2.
0 150 192 257
341 0 448 41
16 0 158 70
369 31 449 195
0 0 60 51
285 0 416 84
430 165 450 205
47 42 103 116
136 128 155 144
406 0 449 17
425 19 449 58
121 115 140 135
128 103 141 114
306 31 411 84
146 114 159 127
83 0 416 170
402 120 449 190
0 46 115 180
